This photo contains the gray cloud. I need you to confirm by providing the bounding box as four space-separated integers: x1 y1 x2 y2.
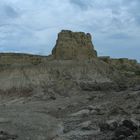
4 5 18 18
69 0 92 10
0 4 19 20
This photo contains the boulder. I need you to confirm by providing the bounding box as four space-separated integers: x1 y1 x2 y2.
122 120 138 131
114 126 133 138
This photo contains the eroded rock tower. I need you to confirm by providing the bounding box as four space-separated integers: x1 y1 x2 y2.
52 30 97 60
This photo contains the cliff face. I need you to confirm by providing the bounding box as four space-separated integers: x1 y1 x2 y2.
52 30 97 60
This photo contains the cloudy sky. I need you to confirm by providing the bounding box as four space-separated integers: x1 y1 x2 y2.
0 0 140 61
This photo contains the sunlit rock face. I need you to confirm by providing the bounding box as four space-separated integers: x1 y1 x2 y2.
52 30 97 60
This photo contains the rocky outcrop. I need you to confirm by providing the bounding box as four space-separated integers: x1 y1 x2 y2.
99 56 140 86
99 119 140 140
52 30 97 60
99 57 138 70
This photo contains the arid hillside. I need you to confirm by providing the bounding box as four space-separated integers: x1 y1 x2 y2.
0 30 139 95
0 30 140 140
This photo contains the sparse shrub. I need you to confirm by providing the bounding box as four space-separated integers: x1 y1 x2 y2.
135 70 140 75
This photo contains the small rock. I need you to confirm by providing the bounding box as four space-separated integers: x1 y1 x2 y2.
90 109 98 115
109 106 128 116
90 107 104 115
52 136 66 140
0 130 18 140
132 109 140 114
99 122 110 131
99 120 118 132
115 126 133 137
87 105 95 111
134 128 140 139
37 135 46 140
106 120 118 131
70 109 90 117
50 96 56 100
118 135 126 140
132 86 140 91
127 135 135 140
86 95 97 101
0 118 10 123
80 121 92 130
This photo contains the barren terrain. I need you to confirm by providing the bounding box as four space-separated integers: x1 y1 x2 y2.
0 30 140 140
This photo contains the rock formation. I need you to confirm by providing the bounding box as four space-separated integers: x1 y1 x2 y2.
52 30 97 60
0 30 139 140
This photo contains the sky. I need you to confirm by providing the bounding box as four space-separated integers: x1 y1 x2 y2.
0 0 140 61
